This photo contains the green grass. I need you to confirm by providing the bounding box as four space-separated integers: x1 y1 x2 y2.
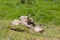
0 0 60 40
0 20 60 40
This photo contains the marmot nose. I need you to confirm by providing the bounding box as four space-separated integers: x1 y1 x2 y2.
39 30 45 33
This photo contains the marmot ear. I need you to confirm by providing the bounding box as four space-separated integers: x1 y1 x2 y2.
26 18 28 19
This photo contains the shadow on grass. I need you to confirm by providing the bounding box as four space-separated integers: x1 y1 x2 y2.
10 28 27 32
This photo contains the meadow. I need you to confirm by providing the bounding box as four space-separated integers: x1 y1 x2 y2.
0 0 60 40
